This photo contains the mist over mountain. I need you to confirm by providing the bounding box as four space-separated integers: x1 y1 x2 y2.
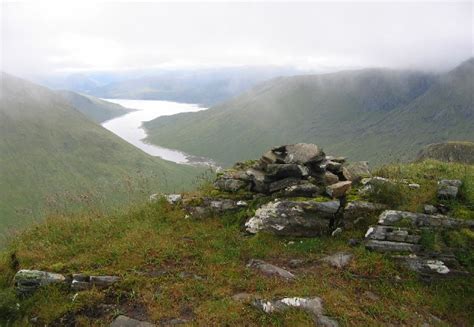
0 73 202 231
144 58 474 166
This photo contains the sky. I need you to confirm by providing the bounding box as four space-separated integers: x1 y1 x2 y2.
1 1 473 77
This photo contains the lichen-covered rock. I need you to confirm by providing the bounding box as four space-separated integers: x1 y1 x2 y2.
344 201 387 220
245 200 338 236
280 182 322 197
271 143 325 165
247 259 295 280
437 179 462 199
394 254 469 280
14 270 66 295
377 210 474 229
265 164 309 179
214 177 249 192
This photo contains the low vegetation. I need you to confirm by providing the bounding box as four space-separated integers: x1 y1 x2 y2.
0 159 472 326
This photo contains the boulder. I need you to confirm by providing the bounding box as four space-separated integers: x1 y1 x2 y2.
437 179 462 199
247 259 295 280
110 315 155 327
344 201 387 220
344 161 371 182
14 270 66 295
423 204 438 215
326 181 352 198
245 200 338 236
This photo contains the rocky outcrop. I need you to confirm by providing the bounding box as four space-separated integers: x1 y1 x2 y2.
253 296 338 326
365 210 473 278
245 200 339 236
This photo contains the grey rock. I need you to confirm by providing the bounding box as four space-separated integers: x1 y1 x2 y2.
280 182 322 197
268 177 302 193
324 171 340 185
214 178 248 192
232 292 255 302
408 183 420 190
377 210 474 229
365 225 421 244
14 269 66 295
165 194 182 204
365 240 421 253
247 259 295 280
245 200 338 236
326 161 342 174
209 199 238 212
321 252 353 269
438 179 462 199
317 315 340 327
236 200 248 207
110 315 155 327
423 204 438 215
265 164 309 179
393 255 468 279
345 201 387 220
331 227 343 237
288 259 305 268
326 181 352 198
363 291 380 301
344 161 371 182
90 275 120 288
271 143 325 165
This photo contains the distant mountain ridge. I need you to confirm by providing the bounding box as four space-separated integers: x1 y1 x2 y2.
143 58 474 166
0 73 202 232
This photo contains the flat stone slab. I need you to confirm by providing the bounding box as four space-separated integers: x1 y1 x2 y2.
14 269 66 294
247 259 295 280
377 210 474 229
110 315 155 327
321 252 353 269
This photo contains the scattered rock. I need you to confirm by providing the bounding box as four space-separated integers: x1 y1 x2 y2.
247 259 295 280
438 179 462 199
326 181 352 198
14 269 66 295
245 200 338 236
110 315 155 327
321 252 353 269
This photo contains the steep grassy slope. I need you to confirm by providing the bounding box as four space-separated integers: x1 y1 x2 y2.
144 59 473 167
0 73 204 232
57 90 134 123
0 160 472 325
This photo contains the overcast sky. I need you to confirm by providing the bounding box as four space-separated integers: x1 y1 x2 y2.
1 1 473 76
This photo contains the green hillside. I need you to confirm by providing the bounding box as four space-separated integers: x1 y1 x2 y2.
0 73 203 232
57 90 133 123
144 59 473 167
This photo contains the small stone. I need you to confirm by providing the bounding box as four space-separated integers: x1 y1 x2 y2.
348 239 359 247
110 315 155 327
408 183 420 190
331 227 342 237
247 259 295 280
14 270 66 295
165 194 182 204
231 292 254 302
90 275 120 288
363 291 380 301
321 252 353 269
324 171 340 185
326 181 352 198
236 200 248 207
288 259 305 268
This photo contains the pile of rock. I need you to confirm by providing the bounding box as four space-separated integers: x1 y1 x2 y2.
365 210 474 279
214 143 370 197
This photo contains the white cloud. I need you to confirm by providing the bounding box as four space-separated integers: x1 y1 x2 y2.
1 1 473 76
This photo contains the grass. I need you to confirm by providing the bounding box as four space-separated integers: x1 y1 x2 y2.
0 160 473 326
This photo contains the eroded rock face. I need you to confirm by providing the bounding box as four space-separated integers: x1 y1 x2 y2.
245 200 338 236
14 270 66 295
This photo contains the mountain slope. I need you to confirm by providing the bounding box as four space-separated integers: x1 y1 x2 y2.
0 73 203 232
89 66 300 106
144 59 473 166
57 90 133 123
